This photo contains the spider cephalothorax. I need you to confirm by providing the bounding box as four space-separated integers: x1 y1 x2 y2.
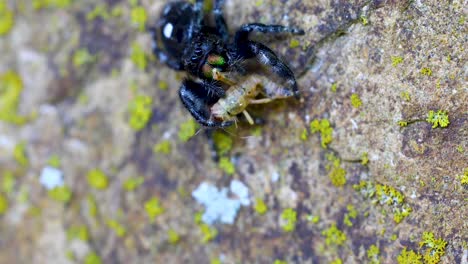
150 0 304 127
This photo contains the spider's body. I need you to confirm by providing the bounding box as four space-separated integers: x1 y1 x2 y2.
150 0 304 127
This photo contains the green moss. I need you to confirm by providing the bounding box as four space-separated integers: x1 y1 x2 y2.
213 131 233 155
310 119 333 148
131 6 147 31
419 232 447 264
397 248 423 264
343 204 358 227
254 198 268 215
289 39 300 48
73 48 95 67
0 2 14 36
167 229 180 244
0 194 8 215
331 82 338 92
87 169 109 190
145 197 164 222
67 225 89 241
122 176 145 191
391 56 404 67
199 223 217 243
0 71 27 124
86 4 109 21
153 140 171 155
326 153 346 187
367 244 380 264
400 91 411 101
48 186 72 203
106 219 126 237
420 67 432 76
128 94 152 131
350 93 362 108
84 252 102 264
131 42 148 70
178 119 198 142
322 223 347 246
218 157 235 175
280 208 297 232
426 110 450 128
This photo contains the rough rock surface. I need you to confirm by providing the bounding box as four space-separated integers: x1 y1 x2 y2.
0 0 466 263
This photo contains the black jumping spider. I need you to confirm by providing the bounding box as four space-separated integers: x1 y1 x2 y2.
149 0 304 127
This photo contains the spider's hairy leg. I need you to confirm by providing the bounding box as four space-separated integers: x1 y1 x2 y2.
234 23 305 43
179 79 233 127
147 26 184 70
214 0 229 42
246 42 300 98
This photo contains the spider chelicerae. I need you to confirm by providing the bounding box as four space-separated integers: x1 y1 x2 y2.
149 0 304 127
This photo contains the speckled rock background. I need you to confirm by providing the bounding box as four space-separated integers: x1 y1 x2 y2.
0 0 466 263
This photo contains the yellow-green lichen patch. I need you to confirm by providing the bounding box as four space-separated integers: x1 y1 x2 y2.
273 260 287 264
131 6 147 31
330 259 343 264
280 208 297 232
354 181 412 223
213 130 233 155
460 168 468 185
86 4 110 21
167 229 180 244
72 48 95 68
420 67 432 76
178 119 198 142
419 232 447 264
300 128 308 141
391 56 404 67
199 223 218 243
48 185 72 203
84 252 102 264
331 82 338 92
106 219 126 237
2 171 15 194
254 198 268 215
131 42 148 71
0 71 27 124
325 153 346 187
87 194 98 217
310 119 333 148
218 157 235 175
0 194 8 215
322 223 347 246
306 214 320 224
145 197 164 222
0 1 14 36
289 39 300 48
367 244 380 264
66 225 89 241
360 15 369 25
426 110 449 128
158 80 168 91
47 155 61 168
397 248 423 264
122 176 144 191
400 91 411 101
13 142 28 167
361 152 369 165
128 94 152 131
32 0 73 10
153 140 172 155
343 204 357 227
350 93 362 108
86 169 109 190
